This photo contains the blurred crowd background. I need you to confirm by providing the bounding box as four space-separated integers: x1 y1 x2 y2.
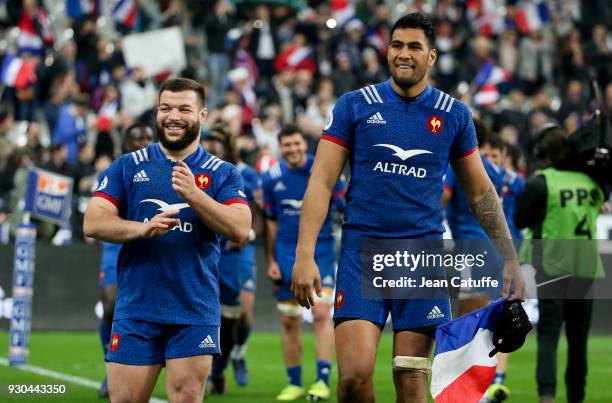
0 0 611 243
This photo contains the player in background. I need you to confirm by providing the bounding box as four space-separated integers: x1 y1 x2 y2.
442 122 505 243
487 141 527 403
96 123 154 398
500 142 526 250
263 124 346 401
291 13 524 403
84 78 251 403
203 125 264 393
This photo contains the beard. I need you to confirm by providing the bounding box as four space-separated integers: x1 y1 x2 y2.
156 121 200 151
391 66 427 90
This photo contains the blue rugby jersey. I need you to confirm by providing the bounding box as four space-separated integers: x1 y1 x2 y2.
263 154 347 245
321 80 478 248
219 162 262 260
443 156 505 239
502 169 525 242
92 143 247 325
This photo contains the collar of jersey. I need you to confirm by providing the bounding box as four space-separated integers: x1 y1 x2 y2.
150 143 206 165
283 154 313 176
383 79 432 105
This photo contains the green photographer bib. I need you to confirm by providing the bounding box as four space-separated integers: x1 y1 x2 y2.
520 168 604 278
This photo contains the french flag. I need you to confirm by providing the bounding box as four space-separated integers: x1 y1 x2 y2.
474 61 511 87
516 1 550 34
0 54 37 88
274 45 317 74
112 0 138 28
331 0 355 27
66 0 102 19
465 0 504 36
431 299 505 403
17 10 53 55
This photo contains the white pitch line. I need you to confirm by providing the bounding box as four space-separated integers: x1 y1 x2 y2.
0 357 167 403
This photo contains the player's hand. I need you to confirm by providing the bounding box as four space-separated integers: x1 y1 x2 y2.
140 210 180 238
172 161 199 202
502 259 525 301
291 256 321 309
267 261 282 281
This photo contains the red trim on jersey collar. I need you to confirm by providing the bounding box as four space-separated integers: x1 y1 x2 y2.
321 134 349 149
224 198 249 206
456 146 479 159
92 192 119 209
443 184 453 194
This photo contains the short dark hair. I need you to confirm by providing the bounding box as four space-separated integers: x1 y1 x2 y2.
488 135 505 153
535 125 571 164
504 142 522 170
474 118 491 147
390 12 435 48
125 122 154 140
74 92 90 107
277 124 305 143
158 78 206 107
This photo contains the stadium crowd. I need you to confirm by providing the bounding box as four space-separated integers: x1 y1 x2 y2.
0 0 611 241
1 1 611 402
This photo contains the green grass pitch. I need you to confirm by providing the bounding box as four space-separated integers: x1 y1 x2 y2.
0 332 611 402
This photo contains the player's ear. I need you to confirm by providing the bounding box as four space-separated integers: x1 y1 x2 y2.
199 107 208 124
428 48 437 67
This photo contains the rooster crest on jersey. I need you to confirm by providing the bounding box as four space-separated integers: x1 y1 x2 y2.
195 173 211 190
428 115 443 134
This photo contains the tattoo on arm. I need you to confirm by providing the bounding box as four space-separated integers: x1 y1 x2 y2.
470 185 518 260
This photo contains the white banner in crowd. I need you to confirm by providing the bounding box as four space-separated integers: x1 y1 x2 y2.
121 27 187 77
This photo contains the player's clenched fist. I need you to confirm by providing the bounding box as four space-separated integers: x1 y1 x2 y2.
140 210 180 238
291 256 322 309
172 160 198 201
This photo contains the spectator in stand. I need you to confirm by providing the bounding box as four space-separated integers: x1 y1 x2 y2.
52 92 93 163
204 0 236 110
249 5 278 85
119 67 157 124
585 24 612 88
360 47 387 87
558 80 588 125
331 52 358 98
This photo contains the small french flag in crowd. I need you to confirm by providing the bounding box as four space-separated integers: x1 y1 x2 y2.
0 54 37 88
431 299 505 403
516 1 550 34
112 0 138 28
474 61 511 88
17 9 53 55
331 0 355 27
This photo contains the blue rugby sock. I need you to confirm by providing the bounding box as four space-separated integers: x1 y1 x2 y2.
316 360 332 385
287 366 302 387
493 372 505 385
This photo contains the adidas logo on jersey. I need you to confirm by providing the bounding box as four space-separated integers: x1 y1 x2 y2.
274 181 287 192
133 170 149 182
367 112 386 124
199 335 216 349
427 306 445 320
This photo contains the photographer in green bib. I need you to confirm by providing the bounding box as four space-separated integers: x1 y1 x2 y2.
515 123 606 403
